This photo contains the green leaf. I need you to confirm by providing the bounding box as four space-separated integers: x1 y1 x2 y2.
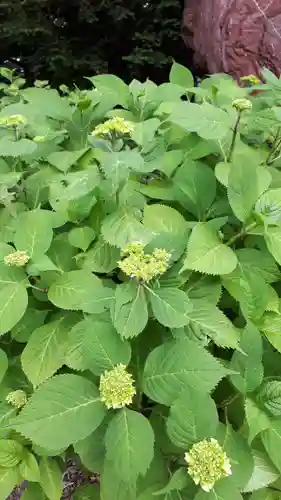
21 318 70 387
47 149 88 173
68 226 96 251
227 159 259 221
89 74 132 109
154 468 189 495
0 349 8 384
74 418 109 473
0 265 28 335
173 161 216 219
245 399 271 444
258 381 281 416
230 324 263 394
264 227 281 264
11 308 47 343
105 408 154 484
232 248 279 284
243 450 279 493
0 439 23 467
148 287 192 328
143 204 188 235
80 237 120 273
181 223 237 275
101 459 136 500
195 480 243 500
39 457 62 500
14 209 53 259
22 483 46 500
167 386 218 447
169 61 194 87
69 318 131 375
0 404 16 436
73 484 100 500
185 276 222 304
143 338 228 405
259 310 281 353
102 208 153 248
48 270 113 313
112 282 148 338
131 119 160 147
262 420 281 472
217 423 254 489
0 137 37 157
255 188 281 225
19 451 40 482
0 466 21 499
49 169 100 211
12 374 106 449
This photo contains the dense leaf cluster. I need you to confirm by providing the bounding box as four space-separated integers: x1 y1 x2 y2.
1 64 281 499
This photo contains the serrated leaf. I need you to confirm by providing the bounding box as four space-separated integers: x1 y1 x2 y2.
264 227 281 264
0 439 24 467
48 270 113 313
259 310 281 353
227 159 259 221
69 318 131 375
19 451 40 482
11 308 47 343
14 209 53 259
262 420 281 472
21 318 70 387
148 287 192 328
195 480 243 500
68 226 96 251
243 450 279 493
173 161 216 219
12 374 106 449
154 468 189 496
169 61 194 87
39 457 62 500
0 466 21 499
255 188 281 225
167 386 218 447
0 404 16 436
105 408 154 484
181 223 237 275
81 237 120 273
47 149 88 173
185 276 222 304
234 248 279 283
49 169 99 212
74 418 109 473
0 264 28 335
245 399 271 444
143 204 188 235
112 282 148 339
230 324 263 394
102 208 153 248
258 381 281 416
101 459 136 500
143 339 228 405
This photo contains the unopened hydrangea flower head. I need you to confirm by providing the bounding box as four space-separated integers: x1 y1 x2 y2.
118 242 170 283
100 364 136 409
240 74 260 85
0 114 26 127
184 438 231 492
6 390 27 409
4 250 29 267
91 116 134 137
232 98 252 111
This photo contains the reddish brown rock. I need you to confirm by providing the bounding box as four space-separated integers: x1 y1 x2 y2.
182 0 281 81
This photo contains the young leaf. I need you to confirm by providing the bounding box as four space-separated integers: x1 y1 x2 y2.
169 61 194 88
143 339 228 405
148 287 192 328
167 386 218 447
229 324 263 394
14 209 53 259
105 408 154 484
39 457 62 500
181 223 237 275
12 374 106 449
48 270 114 313
70 318 131 374
112 282 148 339
21 318 70 387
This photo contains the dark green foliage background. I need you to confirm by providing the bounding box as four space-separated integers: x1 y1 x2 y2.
1 0 189 86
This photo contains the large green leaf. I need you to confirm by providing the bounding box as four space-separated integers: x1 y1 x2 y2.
112 282 148 339
69 318 131 374
181 223 237 275
11 308 47 343
89 74 133 109
21 318 70 387
143 339 228 405
0 137 37 157
227 159 259 222
39 457 62 500
148 287 192 328
74 417 109 473
243 450 279 493
143 204 188 235
0 264 28 335
245 399 271 444
230 324 263 394
48 270 114 313
47 149 89 173
102 208 153 248
262 420 281 472
14 209 53 259
12 374 106 449
167 386 218 447
105 408 154 484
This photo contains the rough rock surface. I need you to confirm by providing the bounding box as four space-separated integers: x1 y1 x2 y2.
183 0 281 81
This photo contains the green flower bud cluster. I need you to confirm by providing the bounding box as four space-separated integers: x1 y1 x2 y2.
0 114 26 127
91 116 134 137
184 438 231 492
4 250 29 267
232 98 252 111
240 74 260 85
118 243 170 283
6 390 27 409
100 364 136 409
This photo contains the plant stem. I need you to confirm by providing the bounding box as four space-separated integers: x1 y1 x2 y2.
227 110 242 162
226 221 257 246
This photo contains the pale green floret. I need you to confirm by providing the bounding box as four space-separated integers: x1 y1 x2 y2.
99 364 136 409
184 438 232 492
91 116 134 137
0 114 26 127
240 74 260 85
6 390 27 409
118 243 170 283
4 250 29 267
232 98 252 111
